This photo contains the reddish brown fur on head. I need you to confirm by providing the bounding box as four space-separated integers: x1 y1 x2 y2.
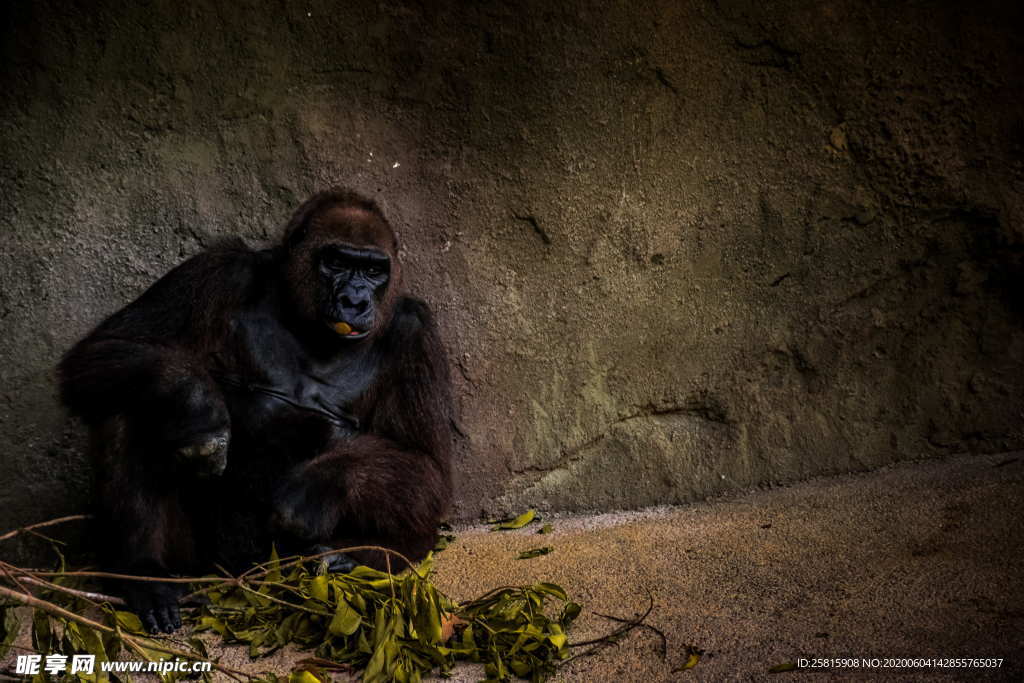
281 189 402 338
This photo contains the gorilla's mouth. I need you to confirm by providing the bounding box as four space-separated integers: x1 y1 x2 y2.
330 320 370 339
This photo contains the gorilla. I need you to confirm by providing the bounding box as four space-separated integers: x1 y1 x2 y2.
58 189 453 633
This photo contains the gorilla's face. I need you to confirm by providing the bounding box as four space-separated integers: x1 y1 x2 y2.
316 245 390 340
283 202 400 343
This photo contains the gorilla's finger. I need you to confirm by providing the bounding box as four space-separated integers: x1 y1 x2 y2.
156 607 175 633
170 604 182 630
141 610 160 634
327 552 357 574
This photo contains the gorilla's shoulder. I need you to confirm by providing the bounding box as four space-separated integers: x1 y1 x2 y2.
387 296 438 340
163 241 276 291
394 296 434 320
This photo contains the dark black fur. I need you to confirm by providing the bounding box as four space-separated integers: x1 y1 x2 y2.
58 190 453 633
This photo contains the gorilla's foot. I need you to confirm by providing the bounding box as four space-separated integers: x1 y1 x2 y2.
123 581 183 634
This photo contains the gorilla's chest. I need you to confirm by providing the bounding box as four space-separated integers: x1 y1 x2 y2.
213 310 377 451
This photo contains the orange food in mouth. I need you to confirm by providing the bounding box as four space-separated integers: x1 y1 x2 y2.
332 322 353 335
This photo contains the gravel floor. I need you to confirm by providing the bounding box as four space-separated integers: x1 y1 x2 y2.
431 452 1024 682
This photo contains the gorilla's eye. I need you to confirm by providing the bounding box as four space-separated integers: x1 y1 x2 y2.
321 252 348 272
365 265 384 278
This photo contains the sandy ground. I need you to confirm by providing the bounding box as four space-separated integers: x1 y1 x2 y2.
3 452 1022 681
428 452 1024 682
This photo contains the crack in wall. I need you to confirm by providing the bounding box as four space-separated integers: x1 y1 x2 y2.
510 396 733 478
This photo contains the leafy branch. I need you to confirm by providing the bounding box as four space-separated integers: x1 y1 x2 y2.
1 515 673 682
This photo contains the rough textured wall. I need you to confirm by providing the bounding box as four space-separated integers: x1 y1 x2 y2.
1 0 1022 528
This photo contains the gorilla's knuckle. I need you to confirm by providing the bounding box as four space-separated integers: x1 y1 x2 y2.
173 428 230 476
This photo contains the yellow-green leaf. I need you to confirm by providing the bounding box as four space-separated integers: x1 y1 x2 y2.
0 607 20 659
516 546 553 560
532 583 567 601
492 509 537 530
310 575 329 602
114 611 143 633
328 600 362 636
266 545 282 583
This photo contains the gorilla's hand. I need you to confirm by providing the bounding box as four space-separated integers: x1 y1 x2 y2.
123 581 183 634
309 544 358 573
173 429 230 478
135 377 231 477
272 461 342 542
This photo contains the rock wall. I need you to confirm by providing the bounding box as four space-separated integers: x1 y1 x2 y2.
1 0 1022 528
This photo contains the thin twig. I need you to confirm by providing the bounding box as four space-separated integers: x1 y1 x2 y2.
0 584 249 681
0 562 37 606
235 580 332 617
593 609 667 660
21 528 67 546
18 570 232 584
243 545 424 581
562 593 656 664
386 553 396 602
0 515 90 543
182 544 423 603
457 585 523 606
0 564 123 606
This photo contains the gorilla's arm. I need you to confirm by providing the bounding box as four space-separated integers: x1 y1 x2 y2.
58 241 262 631
58 242 262 440
273 296 454 568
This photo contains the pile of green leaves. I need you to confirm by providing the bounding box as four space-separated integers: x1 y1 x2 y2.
196 551 580 682
2 515 592 683
452 584 579 681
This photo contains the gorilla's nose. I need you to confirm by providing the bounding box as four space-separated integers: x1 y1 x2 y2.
341 293 370 315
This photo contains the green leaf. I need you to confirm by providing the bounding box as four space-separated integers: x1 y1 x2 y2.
309 575 329 602
31 608 53 652
77 622 109 663
364 637 389 682
768 661 797 673
195 615 227 636
532 583 568 601
266 545 283 583
492 509 537 530
510 658 532 676
516 547 553 560
328 599 362 636
357 629 372 655
561 601 582 626
0 606 19 659
433 534 456 551
187 636 210 659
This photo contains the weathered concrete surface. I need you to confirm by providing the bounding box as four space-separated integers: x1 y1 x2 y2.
1 0 1023 528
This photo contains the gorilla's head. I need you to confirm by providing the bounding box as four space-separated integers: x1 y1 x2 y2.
281 189 401 342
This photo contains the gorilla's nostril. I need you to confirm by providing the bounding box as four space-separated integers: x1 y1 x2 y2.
341 295 370 313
